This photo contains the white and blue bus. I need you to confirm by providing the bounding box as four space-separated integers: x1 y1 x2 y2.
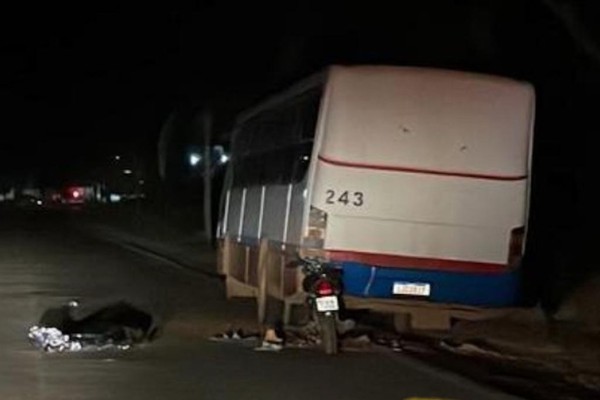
217 65 535 328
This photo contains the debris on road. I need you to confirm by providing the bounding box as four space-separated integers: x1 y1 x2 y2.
209 319 378 352
209 328 260 342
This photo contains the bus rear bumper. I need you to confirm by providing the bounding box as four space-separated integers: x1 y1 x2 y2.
340 261 521 307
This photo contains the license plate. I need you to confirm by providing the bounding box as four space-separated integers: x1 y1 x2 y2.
315 296 339 312
393 282 431 296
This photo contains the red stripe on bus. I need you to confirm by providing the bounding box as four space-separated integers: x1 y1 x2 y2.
318 155 527 181
326 249 507 274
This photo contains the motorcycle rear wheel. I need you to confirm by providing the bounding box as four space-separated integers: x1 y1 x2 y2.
319 313 338 355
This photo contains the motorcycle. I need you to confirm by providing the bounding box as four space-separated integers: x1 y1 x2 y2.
297 256 343 355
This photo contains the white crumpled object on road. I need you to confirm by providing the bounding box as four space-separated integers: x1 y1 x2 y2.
28 326 82 353
28 325 133 353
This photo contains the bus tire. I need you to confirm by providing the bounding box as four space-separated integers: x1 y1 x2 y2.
393 313 412 333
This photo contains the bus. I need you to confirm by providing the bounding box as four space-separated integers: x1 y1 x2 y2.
217 65 535 330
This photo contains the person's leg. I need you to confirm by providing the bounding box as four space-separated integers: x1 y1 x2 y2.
256 296 284 351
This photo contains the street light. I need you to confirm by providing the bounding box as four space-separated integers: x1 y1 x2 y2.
189 153 201 167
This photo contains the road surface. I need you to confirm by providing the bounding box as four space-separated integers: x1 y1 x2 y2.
0 209 520 400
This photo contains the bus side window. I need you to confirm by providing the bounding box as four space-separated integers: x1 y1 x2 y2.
299 93 320 141
291 142 312 183
247 155 262 186
232 156 248 188
230 86 322 189
264 150 286 185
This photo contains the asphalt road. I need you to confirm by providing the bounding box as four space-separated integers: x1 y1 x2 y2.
0 209 521 400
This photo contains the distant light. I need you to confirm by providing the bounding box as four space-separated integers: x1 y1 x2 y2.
189 153 201 166
220 154 229 164
72 190 80 199
123 169 133 175
36 200 42 206
138 180 145 185
302 155 309 161
109 194 121 202
114 155 121 161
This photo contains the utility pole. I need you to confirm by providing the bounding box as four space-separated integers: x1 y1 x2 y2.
157 111 177 216
203 109 213 242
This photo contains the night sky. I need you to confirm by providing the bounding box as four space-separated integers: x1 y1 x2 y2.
2 1 599 191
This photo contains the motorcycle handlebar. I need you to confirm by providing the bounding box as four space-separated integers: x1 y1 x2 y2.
286 256 339 271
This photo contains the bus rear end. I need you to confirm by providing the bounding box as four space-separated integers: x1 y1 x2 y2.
305 66 535 308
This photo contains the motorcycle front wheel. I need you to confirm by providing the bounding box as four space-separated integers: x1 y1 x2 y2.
318 312 338 355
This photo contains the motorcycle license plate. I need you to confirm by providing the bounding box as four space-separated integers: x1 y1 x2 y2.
393 282 431 297
316 296 339 312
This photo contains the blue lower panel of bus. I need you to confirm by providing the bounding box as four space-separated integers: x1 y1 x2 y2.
341 262 521 307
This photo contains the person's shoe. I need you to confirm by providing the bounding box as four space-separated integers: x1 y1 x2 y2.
254 339 284 352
